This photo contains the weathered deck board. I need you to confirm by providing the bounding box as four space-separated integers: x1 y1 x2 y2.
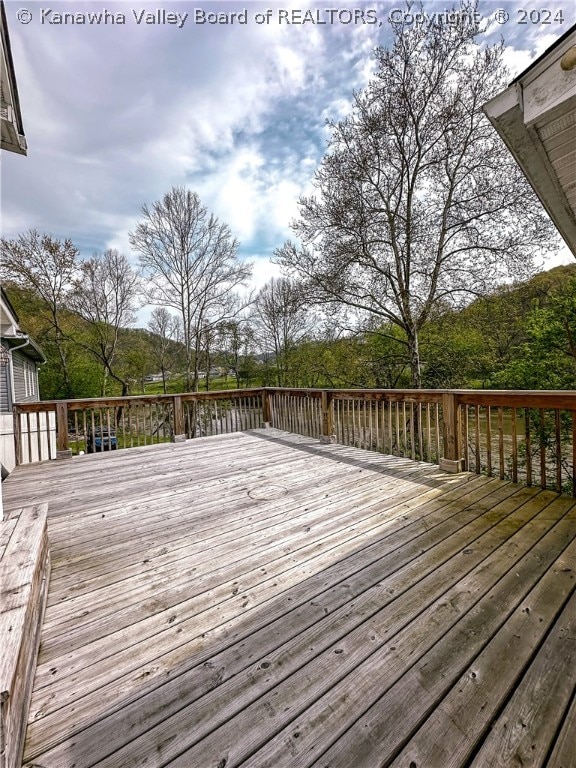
2 429 575 768
0 504 50 768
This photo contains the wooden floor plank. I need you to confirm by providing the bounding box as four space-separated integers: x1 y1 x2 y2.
78 487 564 768
165 496 576 768
26 477 526 766
25 473 497 756
302 501 576 768
39 471 442 661
546 689 576 768
1 429 572 768
30 471 478 711
464 587 576 768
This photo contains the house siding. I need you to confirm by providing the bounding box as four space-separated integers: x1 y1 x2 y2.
0 344 10 412
12 349 40 404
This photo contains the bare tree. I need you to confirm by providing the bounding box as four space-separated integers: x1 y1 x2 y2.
147 306 180 393
130 186 252 391
0 230 79 397
276 3 557 387
252 277 314 386
70 249 140 396
218 319 255 388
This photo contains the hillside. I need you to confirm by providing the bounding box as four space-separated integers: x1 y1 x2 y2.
3 261 575 398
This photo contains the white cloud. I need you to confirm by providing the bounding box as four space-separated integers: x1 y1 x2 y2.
249 256 284 290
3 0 573 293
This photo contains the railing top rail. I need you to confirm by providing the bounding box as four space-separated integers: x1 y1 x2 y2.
453 391 576 408
13 388 266 412
13 387 576 413
262 386 576 396
262 388 576 408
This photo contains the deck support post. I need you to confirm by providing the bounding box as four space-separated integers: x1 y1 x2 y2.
172 396 186 442
440 393 464 473
56 402 72 460
262 389 271 429
320 390 336 444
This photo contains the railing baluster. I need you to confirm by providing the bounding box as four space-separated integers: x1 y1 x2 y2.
410 402 415 461
106 407 112 451
417 402 423 462
572 410 576 498
434 403 442 462
25 412 32 463
555 409 562 493
486 406 492 477
540 408 547 490
511 407 518 483
462 405 469 472
474 405 481 474
35 411 42 461
498 407 505 480
525 409 532 487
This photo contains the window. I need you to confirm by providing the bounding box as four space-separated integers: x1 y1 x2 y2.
24 362 36 397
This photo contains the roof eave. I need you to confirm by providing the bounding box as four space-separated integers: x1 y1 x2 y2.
483 86 576 257
0 0 27 156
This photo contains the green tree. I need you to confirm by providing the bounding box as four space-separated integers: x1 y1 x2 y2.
496 279 576 389
70 249 140 396
0 230 79 397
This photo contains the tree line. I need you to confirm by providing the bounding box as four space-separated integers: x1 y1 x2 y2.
2 2 572 398
3 255 575 399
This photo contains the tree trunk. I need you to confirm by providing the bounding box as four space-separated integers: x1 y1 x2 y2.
408 330 422 389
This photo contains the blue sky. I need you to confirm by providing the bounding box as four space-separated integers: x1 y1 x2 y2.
2 0 574 308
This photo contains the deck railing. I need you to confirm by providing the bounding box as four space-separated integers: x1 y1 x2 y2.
13 388 576 496
13 389 264 463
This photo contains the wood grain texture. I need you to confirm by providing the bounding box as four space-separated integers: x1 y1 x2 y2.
2 430 575 768
0 504 50 768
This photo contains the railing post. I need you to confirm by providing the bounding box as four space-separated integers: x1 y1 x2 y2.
320 390 336 444
13 406 22 466
440 393 463 473
172 396 186 442
56 401 72 460
262 389 271 428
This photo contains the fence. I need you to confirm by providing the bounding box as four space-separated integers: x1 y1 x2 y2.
12 388 576 496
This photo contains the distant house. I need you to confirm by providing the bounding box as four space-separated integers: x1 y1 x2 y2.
483 25 576 255
0 289 50 475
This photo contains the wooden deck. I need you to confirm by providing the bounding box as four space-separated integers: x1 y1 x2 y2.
3 428 576 768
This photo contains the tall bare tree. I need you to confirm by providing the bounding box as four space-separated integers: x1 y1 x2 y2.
218 319 255 388
276 3 557 387
70 249 140 396
147 306 180 393
130 186 252 391
252 277 314 386
0 230 79 397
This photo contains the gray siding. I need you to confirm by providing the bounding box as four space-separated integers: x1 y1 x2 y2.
12 350 40 404
0 345 10 412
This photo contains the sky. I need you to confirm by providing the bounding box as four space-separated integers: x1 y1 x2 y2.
2 0 575 324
